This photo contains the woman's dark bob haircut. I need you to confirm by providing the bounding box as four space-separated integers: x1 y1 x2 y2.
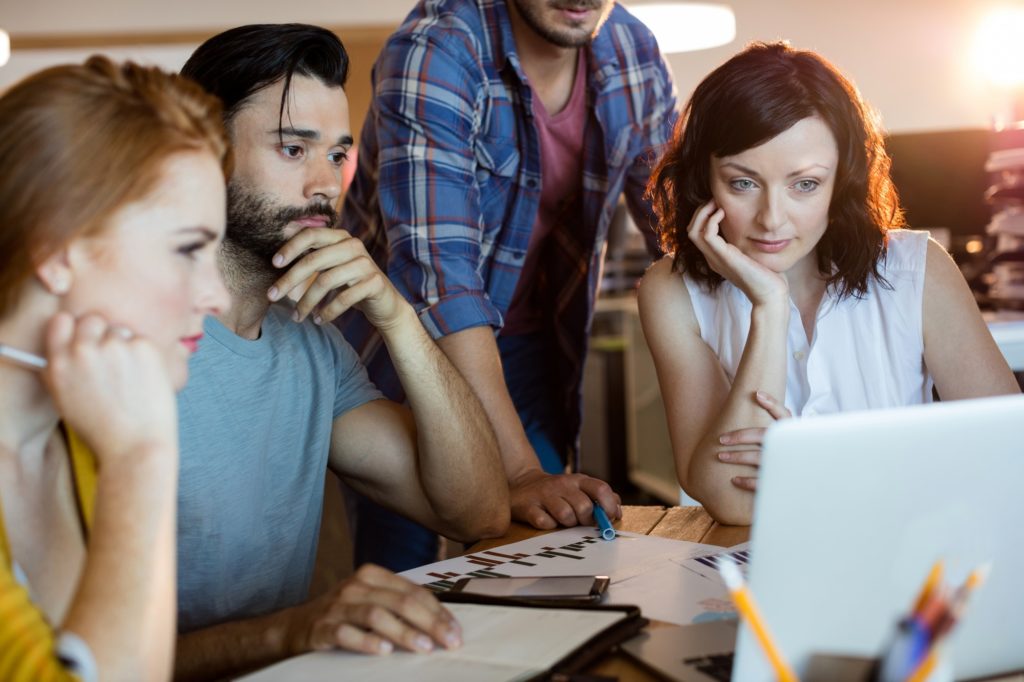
647 41 904 298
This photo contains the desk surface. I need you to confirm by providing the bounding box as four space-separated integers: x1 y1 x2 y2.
468 505 748 681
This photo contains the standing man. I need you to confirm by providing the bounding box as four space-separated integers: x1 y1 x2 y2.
340 0 679 569
172 24 509 681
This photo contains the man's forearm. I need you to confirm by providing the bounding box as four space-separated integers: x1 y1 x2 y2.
433 326 544 481
377 312 509 538
174 609 292 682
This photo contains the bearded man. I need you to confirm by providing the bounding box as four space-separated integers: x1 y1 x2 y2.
171 24 509 682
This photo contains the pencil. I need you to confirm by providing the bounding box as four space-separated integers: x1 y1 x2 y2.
0 343 47 370
907 564 990 682
912 560 944 614
933 564 990 639
906 648 939 682
718 557 798 682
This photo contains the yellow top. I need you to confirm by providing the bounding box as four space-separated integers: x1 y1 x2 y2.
0 427 96 682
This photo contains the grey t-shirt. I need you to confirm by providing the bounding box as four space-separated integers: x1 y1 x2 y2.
176 304 382 631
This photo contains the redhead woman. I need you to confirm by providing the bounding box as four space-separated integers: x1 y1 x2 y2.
0 57 229 680
639 42 1019 526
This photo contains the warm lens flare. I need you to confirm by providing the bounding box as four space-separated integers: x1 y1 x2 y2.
973 7 1024 88
0 30 9 68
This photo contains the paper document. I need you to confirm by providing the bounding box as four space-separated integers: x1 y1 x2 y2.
402 526 715 587
237 602 627 682
676 542 752 583
403 527 735 626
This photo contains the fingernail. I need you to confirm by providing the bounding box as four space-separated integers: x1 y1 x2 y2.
378 640 393 654
718 452 732 462
414 635 433 652
273 254 284 267
444 631 462 648
313 314 323 325
719 434 731 444
756 390 769 401
292 310 300 322
267 286 279 301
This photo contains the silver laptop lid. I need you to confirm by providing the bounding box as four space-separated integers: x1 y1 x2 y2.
733 394 1024 681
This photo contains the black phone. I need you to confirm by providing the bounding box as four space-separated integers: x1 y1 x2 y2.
449 575 610 602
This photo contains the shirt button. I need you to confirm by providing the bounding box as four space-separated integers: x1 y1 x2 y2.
526 179 538 189
793 350 806 361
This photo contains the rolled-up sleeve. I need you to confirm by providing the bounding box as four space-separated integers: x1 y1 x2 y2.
373 30 503 338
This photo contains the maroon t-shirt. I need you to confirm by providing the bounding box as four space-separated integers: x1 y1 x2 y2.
501 52 588 335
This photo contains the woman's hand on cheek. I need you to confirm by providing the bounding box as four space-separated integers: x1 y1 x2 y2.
686 200 789 308
43 312 178 468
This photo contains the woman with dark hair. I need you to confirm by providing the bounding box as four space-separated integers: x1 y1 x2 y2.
0 56 229 680
639 42 1018 525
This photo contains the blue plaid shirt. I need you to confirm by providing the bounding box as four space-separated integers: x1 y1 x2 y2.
339 0 678 454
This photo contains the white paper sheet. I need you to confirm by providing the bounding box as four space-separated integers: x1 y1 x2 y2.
675 541 753 583
402 527 735 627
237 602 627 682
401 526 716 587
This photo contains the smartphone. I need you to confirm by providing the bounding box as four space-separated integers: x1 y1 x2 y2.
449 575 609 602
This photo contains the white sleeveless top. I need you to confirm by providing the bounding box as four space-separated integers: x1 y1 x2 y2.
683 229 934 417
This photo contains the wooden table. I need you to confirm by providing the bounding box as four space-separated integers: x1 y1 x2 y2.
469 505 749 680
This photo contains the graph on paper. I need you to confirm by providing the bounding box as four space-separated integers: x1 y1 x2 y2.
400 527 737 626
676 542 752 583
401 527 717 591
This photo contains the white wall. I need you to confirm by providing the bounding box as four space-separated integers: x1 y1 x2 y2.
1 0 1017 132
660 0 1017 133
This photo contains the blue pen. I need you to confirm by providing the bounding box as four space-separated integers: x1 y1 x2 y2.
593 504 616 541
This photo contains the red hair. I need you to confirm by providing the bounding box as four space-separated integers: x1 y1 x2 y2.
0 55 231 315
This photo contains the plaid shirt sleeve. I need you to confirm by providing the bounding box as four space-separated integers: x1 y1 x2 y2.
622 51 679 259
372 31 503 339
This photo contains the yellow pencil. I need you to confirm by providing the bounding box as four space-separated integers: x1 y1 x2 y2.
718 557 798 682
907 564 990 682
906 648 938 682
912 560 944 614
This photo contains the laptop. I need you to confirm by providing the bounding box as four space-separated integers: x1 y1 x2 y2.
622 394 1024 681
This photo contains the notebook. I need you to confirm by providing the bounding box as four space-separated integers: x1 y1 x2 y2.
237 594 645 681
624 394 1024 681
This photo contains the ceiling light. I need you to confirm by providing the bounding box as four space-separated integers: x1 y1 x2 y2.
0 30 9 68
624 2 736 54
973 7 1024 88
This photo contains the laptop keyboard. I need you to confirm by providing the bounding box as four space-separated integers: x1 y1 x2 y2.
684 653 734 681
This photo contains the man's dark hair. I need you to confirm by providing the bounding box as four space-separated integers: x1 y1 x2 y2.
647 41 904 299
181 23 349 126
